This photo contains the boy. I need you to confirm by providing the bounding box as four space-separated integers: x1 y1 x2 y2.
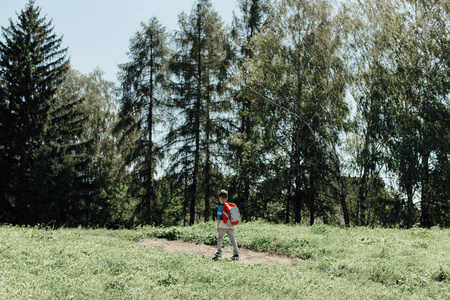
213 189 239 261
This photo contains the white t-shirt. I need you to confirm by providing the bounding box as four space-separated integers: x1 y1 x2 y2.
219 219 234 229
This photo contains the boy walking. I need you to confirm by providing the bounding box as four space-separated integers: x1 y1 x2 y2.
213 189 239 261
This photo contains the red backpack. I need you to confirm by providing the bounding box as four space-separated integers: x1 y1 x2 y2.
222 202 242 226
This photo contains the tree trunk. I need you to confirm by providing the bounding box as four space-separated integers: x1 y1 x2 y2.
294 189 302 224
420 151 430 227
332 145 350 227
356 167 367 226
293 133 303 224
190 28 203 226
204 88 211 222
293 69 304 224
190 98 201 225
183 170 188 226
338 175 350 227
406 186 414 229
286 168 291 224
330 119 350 227
242 98 251 218
327 81 349 226
366 174 373 226
309 171 315 226
145 56 154 225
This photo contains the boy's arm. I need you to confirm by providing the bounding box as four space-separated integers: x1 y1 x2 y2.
217 220 220 232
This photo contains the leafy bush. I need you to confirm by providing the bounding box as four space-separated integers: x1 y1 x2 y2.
156 227 180 241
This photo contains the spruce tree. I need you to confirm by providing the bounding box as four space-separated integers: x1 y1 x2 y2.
0 0 69 223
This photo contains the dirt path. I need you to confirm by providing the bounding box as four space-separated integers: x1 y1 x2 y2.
138 238 301 266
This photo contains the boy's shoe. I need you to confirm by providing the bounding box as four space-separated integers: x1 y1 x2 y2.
231 254 239 261
212 252 221 261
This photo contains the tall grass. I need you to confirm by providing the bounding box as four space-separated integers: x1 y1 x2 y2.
0 222 448 299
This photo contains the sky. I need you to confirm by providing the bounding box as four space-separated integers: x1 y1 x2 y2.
0 0 239 84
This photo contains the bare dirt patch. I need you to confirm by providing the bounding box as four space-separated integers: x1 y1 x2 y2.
138 238 301 266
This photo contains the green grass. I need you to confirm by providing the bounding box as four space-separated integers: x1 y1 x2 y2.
1 222 448 299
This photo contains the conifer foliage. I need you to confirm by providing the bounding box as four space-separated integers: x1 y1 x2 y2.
167 0 232 225
0 0 69 224
115 18 169 226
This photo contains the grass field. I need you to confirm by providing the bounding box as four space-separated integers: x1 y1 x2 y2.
1 221 448 299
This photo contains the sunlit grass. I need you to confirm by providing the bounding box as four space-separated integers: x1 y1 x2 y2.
0 222 448 299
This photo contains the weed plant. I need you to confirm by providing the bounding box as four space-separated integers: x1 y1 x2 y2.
0 222 448 299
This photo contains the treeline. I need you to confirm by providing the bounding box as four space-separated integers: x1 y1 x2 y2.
0 0 448 228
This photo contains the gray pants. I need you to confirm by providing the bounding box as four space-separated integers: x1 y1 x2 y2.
217 227 239 255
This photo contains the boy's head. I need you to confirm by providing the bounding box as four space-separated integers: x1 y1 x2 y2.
218 189 228 203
